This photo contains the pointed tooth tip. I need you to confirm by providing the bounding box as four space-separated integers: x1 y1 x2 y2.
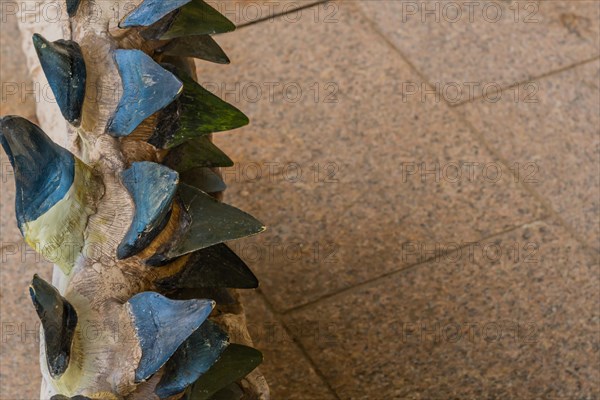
0 114 25 128
116 243 133 260
29 274 46 299
32 33 48 48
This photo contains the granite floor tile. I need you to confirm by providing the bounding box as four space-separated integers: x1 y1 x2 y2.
0 13 51 400
209 0 326 26
461 60 600 250
0 7 37 121
285 219 600 399
238 291 337 400
201 2 545 311
356 0 600 97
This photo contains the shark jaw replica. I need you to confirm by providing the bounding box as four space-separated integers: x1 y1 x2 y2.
1 0 269 398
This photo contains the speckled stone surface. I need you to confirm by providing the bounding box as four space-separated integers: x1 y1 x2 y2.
0 12 53 400
356 1 600 93
460 60 600 251
285 219 600 399
239 291 337 399
0 6 37 121
200 2 545 311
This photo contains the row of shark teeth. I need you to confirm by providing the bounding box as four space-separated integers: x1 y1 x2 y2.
30 274 245 399
3 0 266 397
31 27 241 148
47 342 262 400
31 32 243 161
0 116 262 281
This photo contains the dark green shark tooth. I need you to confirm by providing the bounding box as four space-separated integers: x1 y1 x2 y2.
156 243 258 290
51 395 92 400
140 12 179 41
0 116 74 232
187 344 263 400
156 35 230 64
155 321 229 399
169 288 237 305
164 136 234 172
32 34 86 125
120 0 191 28
29 274 78 379
180 167 226 194
128 292 215 382
148 65 248 149
107 49 183 137
149 184 264 262
66 0 81 16
159 0 235 40
209 384 244 400
117 162 179 259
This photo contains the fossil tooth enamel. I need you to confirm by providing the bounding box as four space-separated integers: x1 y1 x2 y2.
155 320 229 398
117 162 179 259
32 34 86 125
29 275 78 379
149 65 248 149
107 50 183 137
127 292 215 382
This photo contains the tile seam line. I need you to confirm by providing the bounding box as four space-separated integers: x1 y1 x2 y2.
451 54 600 107
255 289 344 400
236 0 329 29
281 215 550 316
454 101 600 258
355 4 597 255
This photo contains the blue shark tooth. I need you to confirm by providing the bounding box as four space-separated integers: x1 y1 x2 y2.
29 274 78 379
155 320 229 399
156 243 258 290
32 34 86 125
156 35 230 64
117 162 179 259
150 184 265 261
179 167 226 194
107 49 183 137
0 116 74 233
159 0 236 40
127 292 215 382
120 0 191 28
66 0 81 16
